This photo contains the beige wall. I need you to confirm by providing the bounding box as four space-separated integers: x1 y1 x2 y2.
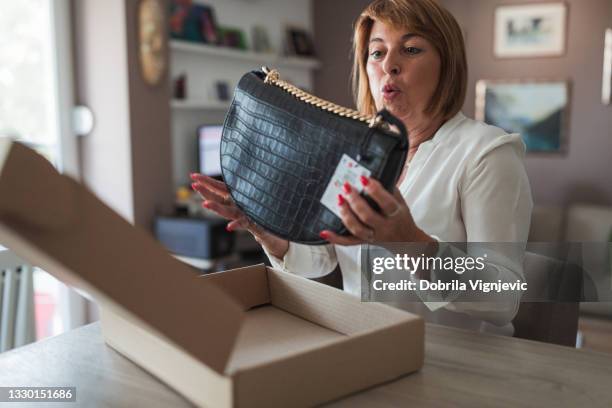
313 0 612 207
443 0 612 207
73 0 173 231
313 0 371 108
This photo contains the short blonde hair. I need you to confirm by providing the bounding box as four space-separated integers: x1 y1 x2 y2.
351 0 467 120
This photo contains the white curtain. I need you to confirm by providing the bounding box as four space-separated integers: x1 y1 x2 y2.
0 249 36 352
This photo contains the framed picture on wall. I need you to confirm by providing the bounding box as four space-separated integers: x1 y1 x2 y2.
494 2 567 58
475 79 570 153
284 26 316 57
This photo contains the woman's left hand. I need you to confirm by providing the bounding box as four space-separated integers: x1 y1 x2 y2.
320 176 429 245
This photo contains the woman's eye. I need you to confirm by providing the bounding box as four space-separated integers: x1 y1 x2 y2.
369 50 383 60
404 46 422 55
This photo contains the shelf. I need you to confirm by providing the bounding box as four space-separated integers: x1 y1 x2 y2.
171 99 230 110
170 40 321 70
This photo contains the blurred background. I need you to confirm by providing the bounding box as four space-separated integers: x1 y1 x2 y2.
0 0 610 353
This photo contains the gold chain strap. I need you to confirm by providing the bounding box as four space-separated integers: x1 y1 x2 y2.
262 66 382 128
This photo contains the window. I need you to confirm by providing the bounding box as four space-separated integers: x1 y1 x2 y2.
0 0 84 342
0 0 59 162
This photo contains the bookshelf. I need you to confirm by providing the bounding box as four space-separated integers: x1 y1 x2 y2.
170 40 321 71
169 40 321 112
169 0 318 191
170 99 230 111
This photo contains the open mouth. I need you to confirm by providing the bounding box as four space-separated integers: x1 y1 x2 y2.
382 84 401 100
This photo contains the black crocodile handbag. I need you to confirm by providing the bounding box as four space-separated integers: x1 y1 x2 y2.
220 67 409 244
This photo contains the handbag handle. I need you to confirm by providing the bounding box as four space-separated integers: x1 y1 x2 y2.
376 109 409 150
258 68 409 152
358 109 409 162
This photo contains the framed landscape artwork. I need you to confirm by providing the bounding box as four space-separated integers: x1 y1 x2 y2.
475 80 570 153
494 2 567 58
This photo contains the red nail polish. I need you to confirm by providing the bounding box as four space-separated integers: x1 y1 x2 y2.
203 201 210 209
319 231 329 239
343 182 351 194
360 175 369 186
191 183 197 190
226 225 233 232
337 194 345 206
190 173 197 179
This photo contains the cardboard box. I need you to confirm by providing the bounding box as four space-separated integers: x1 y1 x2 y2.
0 139 424 407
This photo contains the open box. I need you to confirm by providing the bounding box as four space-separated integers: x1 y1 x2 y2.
0 139 424 407
101 264 424 407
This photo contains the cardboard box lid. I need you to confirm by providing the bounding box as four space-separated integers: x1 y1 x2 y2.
0 139 244 374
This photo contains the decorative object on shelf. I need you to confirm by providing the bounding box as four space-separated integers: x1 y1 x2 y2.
177 1 204 42
602 28 612 105
173 73 187 100
494 2 567 58
218 26 247 50
171 2 219 44
475 79 570 153
199 5 220 45
285 26 316 57
174 186 191 216
169 0 191 39
138 0 167 86
252 25 272 53
215 81 230 102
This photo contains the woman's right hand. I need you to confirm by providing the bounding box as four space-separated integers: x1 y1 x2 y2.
190 173 289 259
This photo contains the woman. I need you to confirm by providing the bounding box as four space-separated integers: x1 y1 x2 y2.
192 0 532 334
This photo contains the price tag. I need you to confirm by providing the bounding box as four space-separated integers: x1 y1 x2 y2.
320 154 371 219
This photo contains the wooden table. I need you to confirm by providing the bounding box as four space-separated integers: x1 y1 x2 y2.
1 322 611 407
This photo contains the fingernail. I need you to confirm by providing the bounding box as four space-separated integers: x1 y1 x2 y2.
337 194 345 206
226 224 233 232
202 201 210 209
343 182 352 194
319 231 329 239
360 175 369 186
190 173 197 179
191 183 197 190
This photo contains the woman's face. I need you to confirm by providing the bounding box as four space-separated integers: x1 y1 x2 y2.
366 20 441 120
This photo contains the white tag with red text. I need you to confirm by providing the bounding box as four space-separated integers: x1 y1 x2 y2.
320 154 371 219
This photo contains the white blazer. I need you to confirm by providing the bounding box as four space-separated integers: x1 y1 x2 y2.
265 112 533 335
